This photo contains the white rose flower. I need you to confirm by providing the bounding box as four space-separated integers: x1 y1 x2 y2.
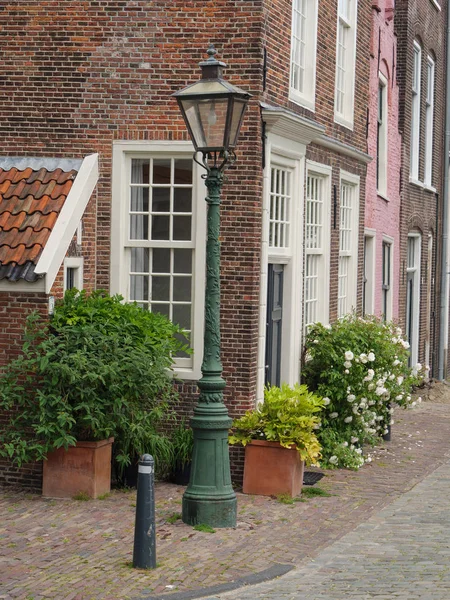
352 405 359 414
305 351 312 363
344 416 353 423
390 419 394 425
393 359 400 366
375 387 386 396
395 394 403 401
389 374 395 381
350 444 355 450
344 361 352 368
323 397 331 405
359 353 368 363
345 351 354 361
365 456 372 463
396 327 402 336
415 363 422 371
368 383 375 391
402 340 410 349
425 365 430 372
351 436 359 443
355 448 362 455
411 401 417 407
368 352 375 361
330 412 338 419
329 455 338 465
345 369 350 374
342 441 348 447
397 376 404 385
347 394 356 402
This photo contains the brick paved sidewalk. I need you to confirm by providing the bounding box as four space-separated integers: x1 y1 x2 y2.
1 383 450 600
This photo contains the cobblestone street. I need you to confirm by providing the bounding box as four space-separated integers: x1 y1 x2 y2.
1 383 450 600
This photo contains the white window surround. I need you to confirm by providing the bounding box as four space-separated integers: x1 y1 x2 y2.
304 161 332 331
363 228 376 316
334 0 358 130
110 141 206 380
424 55 435 187
430 0 441 11
64 256 84 292
289 0 319 111
410 40 422 182
257 135 306 403
338 170 360 317
377 73 388 198
381 235 394 322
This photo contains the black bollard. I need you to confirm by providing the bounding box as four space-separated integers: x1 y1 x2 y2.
133 454 156 569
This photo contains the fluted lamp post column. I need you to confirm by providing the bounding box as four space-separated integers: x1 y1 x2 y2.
173 45 251 528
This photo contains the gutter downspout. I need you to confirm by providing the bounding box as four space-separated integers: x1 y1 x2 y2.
438 4 450 380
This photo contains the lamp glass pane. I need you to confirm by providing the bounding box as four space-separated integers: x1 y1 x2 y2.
197 98 229 149
180 99 207 149
229 99 247 147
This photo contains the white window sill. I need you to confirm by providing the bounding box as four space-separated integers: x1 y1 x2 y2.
289 90 316 113
334 113 354 131
409 177 424 189
377 191 389 202
173 367 200 381
423 183 437 193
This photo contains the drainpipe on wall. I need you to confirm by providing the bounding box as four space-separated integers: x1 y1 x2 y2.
438 5 450 380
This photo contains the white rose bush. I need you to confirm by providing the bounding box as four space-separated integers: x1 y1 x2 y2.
301 314 425 470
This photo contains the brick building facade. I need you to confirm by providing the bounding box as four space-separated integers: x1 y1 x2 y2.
0 0 379 488
395 0 447 374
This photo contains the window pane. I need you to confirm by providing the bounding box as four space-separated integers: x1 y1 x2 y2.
151 215 170 240
131 248 149 272
174 188 192 213
174 159 193 184
131 187 149 212
130 275 148 301
174 249 192 274
153 159 171 184
173 304 191 330
175 332 191 358
152 276 170 301
173 276 192 302
173 215 192 241
151 303 170 318
131 159 150 184
130 215 148 240
152 248 170 273
152 188 170 212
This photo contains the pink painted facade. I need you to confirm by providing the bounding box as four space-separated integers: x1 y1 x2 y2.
365 1 401 321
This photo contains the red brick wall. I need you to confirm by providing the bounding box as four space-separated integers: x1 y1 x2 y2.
0 292 48 488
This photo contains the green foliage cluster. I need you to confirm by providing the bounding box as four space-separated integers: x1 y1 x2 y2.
0 290 186 472
302 314 425 469
229 383 324 466
170 420 194 470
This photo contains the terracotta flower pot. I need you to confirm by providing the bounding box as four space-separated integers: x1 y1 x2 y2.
242 439 304 497
42 438 114 499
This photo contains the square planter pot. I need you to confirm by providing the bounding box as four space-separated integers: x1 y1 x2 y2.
42 438 114 499
242 440 304 497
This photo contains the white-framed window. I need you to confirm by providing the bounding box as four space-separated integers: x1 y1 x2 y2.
304 162 331 331
382 237 393 321
64 257 83 292
334 0 358 129
406 233 421 366
424 56 435 187
269 165 292 253
290 0 318 111
338 171 360 317
410 40 422 182
363 229 376 315
110 141 206 379
377 73 388 197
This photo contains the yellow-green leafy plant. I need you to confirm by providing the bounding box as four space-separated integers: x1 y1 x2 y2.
229 383 324 465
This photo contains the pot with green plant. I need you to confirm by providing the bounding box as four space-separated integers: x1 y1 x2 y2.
170 421 194 485
229 383 324 497
0 290 187 498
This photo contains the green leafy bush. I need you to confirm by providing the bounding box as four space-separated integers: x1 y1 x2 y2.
229 383 324 465
0 290 186 471
301 314 425 469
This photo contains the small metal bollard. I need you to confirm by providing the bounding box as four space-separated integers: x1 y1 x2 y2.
133 454 156 569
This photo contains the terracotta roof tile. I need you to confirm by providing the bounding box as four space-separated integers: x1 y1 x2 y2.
0 161 79 282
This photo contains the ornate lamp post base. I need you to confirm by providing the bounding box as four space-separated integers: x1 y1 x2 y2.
182 401 237 527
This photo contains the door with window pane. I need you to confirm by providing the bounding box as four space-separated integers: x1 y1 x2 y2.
128 157 194 356
406 235 421 366
265 264 284 387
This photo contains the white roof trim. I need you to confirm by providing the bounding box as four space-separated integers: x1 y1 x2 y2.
0 279 46 292
35 153 99 293
315 135 372 164
261 103 325 145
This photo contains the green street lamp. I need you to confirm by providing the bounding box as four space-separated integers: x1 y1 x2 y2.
173 45 251 528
